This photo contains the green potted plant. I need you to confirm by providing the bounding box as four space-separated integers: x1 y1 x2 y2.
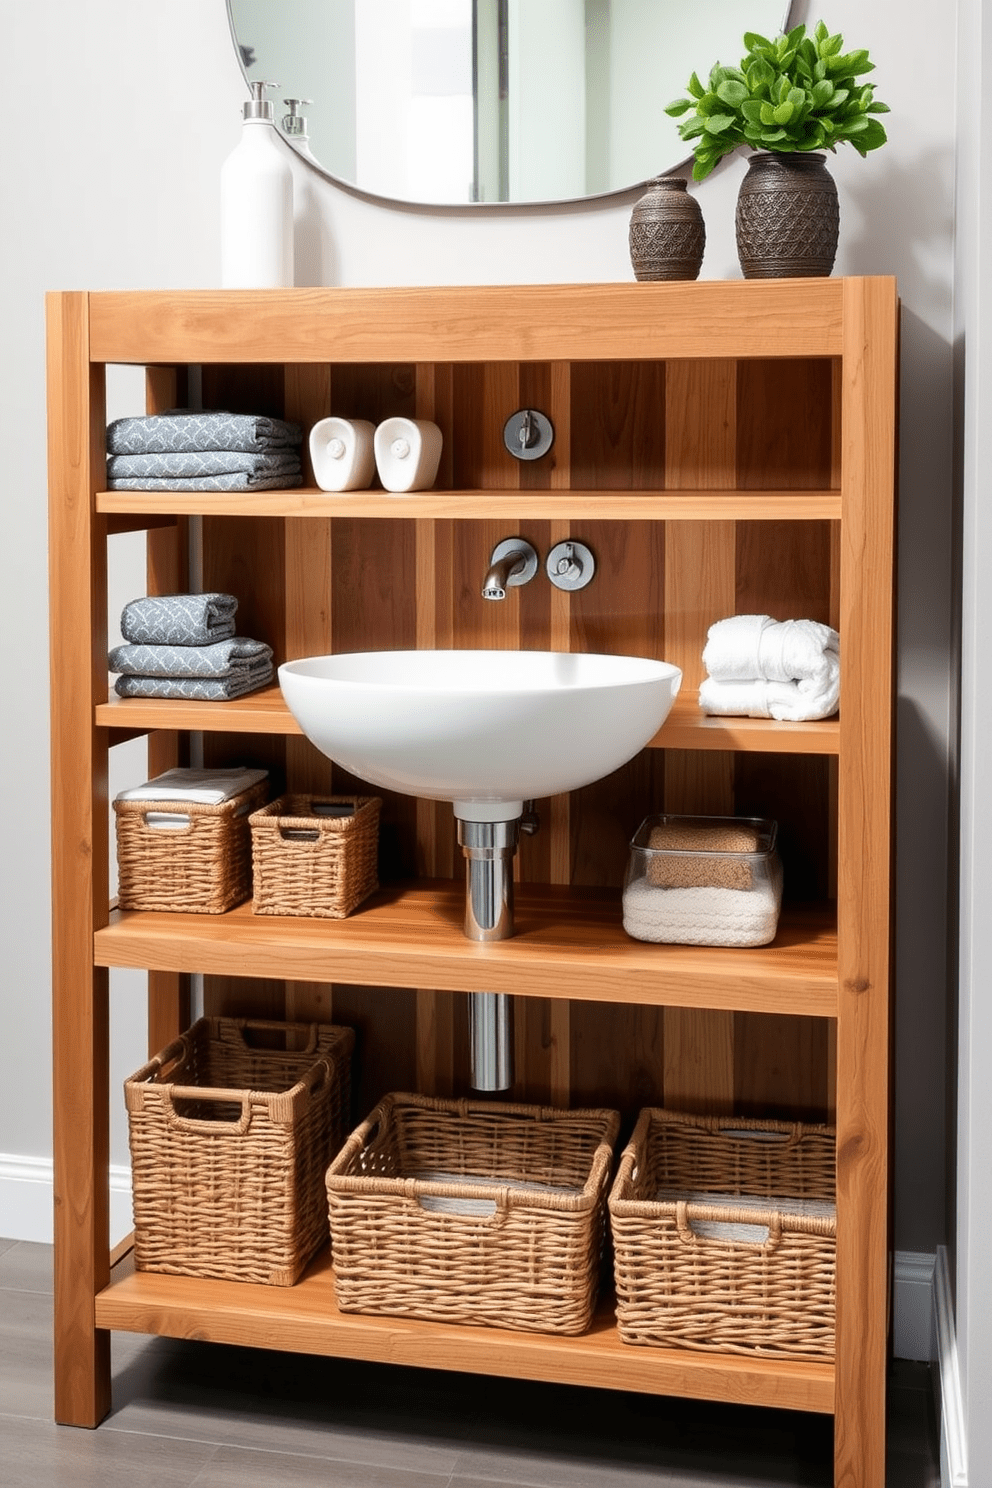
665 21 889 278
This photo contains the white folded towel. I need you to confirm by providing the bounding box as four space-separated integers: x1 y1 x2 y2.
699 614 840 721
115 766 268 805
703 614 838 682
698 673 840 722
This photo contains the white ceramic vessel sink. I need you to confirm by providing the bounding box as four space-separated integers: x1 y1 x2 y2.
279 649 682 821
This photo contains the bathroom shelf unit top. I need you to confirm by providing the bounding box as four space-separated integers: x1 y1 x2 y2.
49 279 897 1488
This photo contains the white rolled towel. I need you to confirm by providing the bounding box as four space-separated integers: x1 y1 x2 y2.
698 669 839 722
702 614 839 686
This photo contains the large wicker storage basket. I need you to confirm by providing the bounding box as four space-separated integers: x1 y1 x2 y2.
114 778 268 913
125 1017 354 1285
609 1108 836 1360
249 794 380 918
326 1092 620 1335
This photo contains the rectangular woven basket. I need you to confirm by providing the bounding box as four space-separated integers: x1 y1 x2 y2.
114 778 269 914
326 1092 620 1335
249 794 381 918
609 1108 836 1360
125 1017 354 1285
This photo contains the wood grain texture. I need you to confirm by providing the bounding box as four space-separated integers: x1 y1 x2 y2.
95 1247 834 1414
94 890 838 1015
46 292 112 1426
88 282 846 365
831 275 897 1488
663 360 737 1115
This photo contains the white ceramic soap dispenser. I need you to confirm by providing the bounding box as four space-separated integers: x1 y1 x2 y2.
220 81 294 288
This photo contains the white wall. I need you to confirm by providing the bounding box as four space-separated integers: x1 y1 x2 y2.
0 0 964 1414
954 0 992 1475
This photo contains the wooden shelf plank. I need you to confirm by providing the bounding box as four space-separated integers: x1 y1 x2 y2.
95 685 839 754
96 683 301 736
95 1246 835 1415
94 884 838 1016
88 282 847 365
95 488 842 522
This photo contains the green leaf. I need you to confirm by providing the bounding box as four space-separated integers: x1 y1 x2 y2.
741 100 765 123
859 118 888 149
773 101 795 124
743 122 766 141
746 58 775 91
695 91 719 115
743 31 773 51
692 156 717 181
665 97 694 117
704 113 738 133
866 101 891 114
823 88 849 110
760 127 789 143
785 22 807 46
814 20 828 42
760 101 777 125
716 79 748 107
819 32 845 57
787 86 806 108
679 117 707 140
687 71 705 98
840 115 870 133
812 79 834 106
814 59 827 81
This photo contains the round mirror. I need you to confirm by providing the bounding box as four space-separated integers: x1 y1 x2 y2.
227 0 792 207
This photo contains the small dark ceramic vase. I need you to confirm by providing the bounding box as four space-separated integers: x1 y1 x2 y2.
629 176 705 282
735 152 840 279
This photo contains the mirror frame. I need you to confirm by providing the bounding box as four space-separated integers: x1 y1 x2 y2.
225 0 793 209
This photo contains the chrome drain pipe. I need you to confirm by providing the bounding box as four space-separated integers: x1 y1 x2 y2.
468 991 514 1092
457 814 533 1091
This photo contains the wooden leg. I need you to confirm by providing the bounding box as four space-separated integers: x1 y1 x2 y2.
53 967 112 1426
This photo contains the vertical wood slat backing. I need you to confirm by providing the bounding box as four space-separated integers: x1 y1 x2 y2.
663 361 737 1115
182 351 837 1121
143 364 192 1055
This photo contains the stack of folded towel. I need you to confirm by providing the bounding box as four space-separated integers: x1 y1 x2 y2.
698 614 840 722
109 593 274 701
105 410 302 491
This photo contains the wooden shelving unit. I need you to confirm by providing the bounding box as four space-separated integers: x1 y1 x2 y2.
47 279 897 1486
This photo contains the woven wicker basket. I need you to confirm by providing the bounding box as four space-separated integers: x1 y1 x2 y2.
114 779 268 914
249 794 381 918
326 1092 620 1334
125 1017 354 1285
609 1108 836 1360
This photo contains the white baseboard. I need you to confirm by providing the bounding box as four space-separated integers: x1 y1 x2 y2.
933 1245 969 1488
894 1250 938 1361
0 1153 133 1247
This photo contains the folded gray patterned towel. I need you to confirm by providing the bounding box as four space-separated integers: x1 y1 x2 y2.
121 593 238 647
107 450 301 483
114 661 274 702
108 637 273 680
108 471 301 492
106 411 302 456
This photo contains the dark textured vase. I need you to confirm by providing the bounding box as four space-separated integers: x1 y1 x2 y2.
735 152 840 279
629 176 705 282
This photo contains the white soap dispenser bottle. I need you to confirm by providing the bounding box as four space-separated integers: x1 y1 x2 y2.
220 81 294 288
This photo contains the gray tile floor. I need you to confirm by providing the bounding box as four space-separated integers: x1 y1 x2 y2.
0 1238 940 1488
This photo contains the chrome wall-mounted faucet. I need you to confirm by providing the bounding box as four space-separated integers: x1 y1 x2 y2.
481 538 539 600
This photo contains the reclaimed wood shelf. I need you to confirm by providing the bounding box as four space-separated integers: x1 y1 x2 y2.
96 1245 835 1416
94 887 839 1017
96 686 841 755
96 487 842 522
